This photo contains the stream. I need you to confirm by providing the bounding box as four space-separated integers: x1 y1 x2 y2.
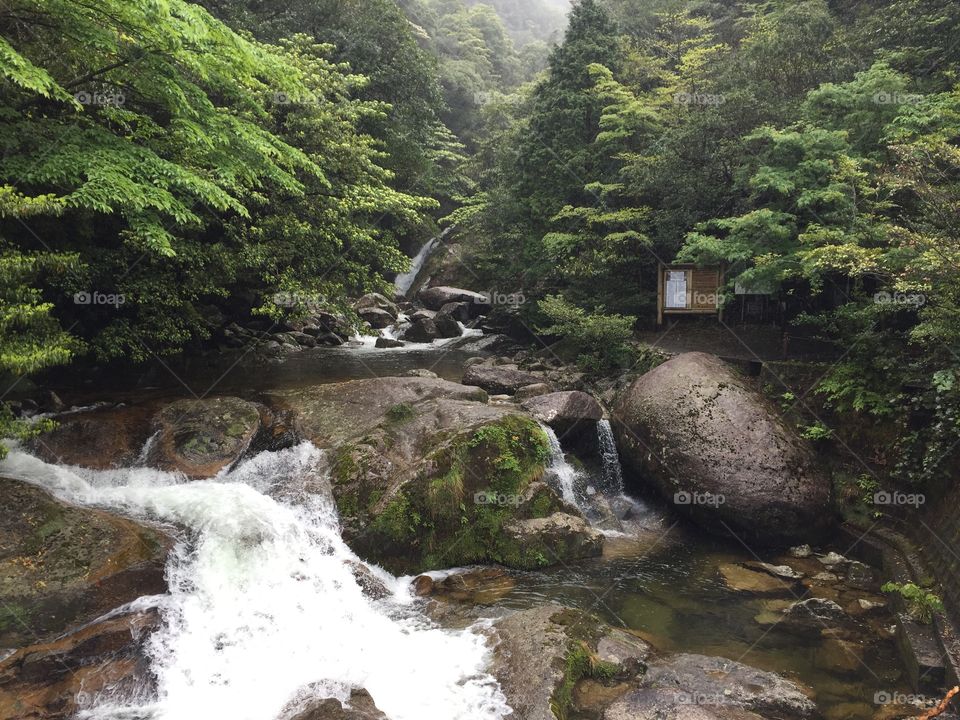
2 343 912 720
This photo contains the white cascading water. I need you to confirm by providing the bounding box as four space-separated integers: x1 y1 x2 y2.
596 419 624 495
541 424 584 510
394 227 453 298
0 443 510 720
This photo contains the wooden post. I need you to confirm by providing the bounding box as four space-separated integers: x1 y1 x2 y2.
657 263 664 327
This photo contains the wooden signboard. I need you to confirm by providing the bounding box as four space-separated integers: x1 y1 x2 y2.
657 264 724 325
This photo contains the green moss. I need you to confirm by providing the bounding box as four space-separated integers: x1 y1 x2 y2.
370 491 420 544
550 641 621 720
386 402 416 423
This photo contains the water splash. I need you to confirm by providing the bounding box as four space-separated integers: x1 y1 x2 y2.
0 444 510 720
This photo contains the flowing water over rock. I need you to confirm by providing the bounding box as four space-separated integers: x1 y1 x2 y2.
597 419 624 495
394 228 451 298
0 444 510 720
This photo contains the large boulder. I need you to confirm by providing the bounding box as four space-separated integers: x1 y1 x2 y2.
0 608 160 720
146 397 262 478
612 353 833 543
356 307 395 330
354 292 399 319
268 377 597 573
606 653 816 720
462 365 547 396
418 286 491 315
522 391 602 442
490 606 651 720
30 403 157 469
403 317 439 343
433 311 462 339
0 478 169 648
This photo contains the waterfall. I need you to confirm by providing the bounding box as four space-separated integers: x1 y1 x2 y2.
541 424 585 511
596 419 624 494
394 227 453 298
0 444 510 720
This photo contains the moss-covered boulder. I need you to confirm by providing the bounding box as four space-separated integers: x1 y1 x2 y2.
0 478 169 648
147 396 262 478
335 413 572 573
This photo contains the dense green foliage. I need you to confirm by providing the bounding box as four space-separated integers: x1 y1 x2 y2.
455 0 960 489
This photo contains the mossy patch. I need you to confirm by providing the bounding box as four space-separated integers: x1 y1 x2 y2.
345 414 553 573
551 641 621 720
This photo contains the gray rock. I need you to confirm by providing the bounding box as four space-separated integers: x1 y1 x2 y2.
609 653 816 720
462 365 546 395
612 352 833 544
789 544 813 558
357 306 395 329
502 512 604 565
521 391 602 438
374 337 405 349
403 317 439 343
419 286 492 314
439 301 472 322
844 561 875 591
408 308 436 323
403 369 439 379
515 383 554 401
354 292 399 319
433 311 463 338
780 598 853 634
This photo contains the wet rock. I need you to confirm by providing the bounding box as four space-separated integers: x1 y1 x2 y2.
348 562 391 600
374 338 404 349
356 307 395 330
815 637 864 674
780 598 854 634
147 396 262 478
718 563 798 595
818 552 848 569
596 628 653 673
439 301 472 323
612 352 833 544
403 317 439 343
488 606 580 720
502 513 604 568
30 403 156 469
354 292 399 318
407 308 436 323
515 383 554 401
0 608 160 720
402 369 439 379
0 477 169 648
290 690 386 720
743 561 804 580
789 544 813 558
418 286 491 315
844 561 875 591
433 311 462 339
812 572 839 583
462 365 546 395
609 653 817 720
413 568 515 604
521 391 601 443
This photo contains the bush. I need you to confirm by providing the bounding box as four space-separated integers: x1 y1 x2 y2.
537 295 636 373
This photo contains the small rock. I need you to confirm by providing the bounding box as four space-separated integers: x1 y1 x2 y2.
789 544 813 558
818 551 849 569
403 369 439 379
858 598 885 612
404 317 439 343
744 561 804 580
357 306 395 329
375 337 405 349
718 563 798 595
844 560 875 591
439 301 472 323
812 572 839 583
780 598 854 634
